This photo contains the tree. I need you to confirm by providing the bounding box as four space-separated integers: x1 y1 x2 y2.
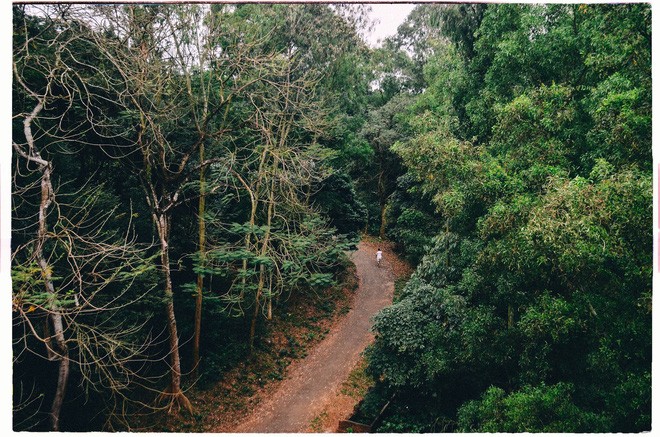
365 3 651 432
383 4 446 92
198 4 353 353
12 7 154 429
359 94 411 237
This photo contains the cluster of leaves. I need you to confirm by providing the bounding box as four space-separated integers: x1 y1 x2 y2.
366 3 650 433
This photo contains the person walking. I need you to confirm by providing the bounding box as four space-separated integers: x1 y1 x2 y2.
376 248 383 267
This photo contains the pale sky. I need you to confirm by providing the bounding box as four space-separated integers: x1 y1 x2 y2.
366 3 417 47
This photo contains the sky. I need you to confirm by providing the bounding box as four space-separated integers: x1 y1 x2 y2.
365 3 417 47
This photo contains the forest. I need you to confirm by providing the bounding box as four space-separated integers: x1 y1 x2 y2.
11 3 651 433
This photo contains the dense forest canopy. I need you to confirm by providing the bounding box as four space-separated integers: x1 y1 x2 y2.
11 2 651 432
365 3 652 432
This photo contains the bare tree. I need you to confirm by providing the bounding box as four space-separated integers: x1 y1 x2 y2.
12 6 155 429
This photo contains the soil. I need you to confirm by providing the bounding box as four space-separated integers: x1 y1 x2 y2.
223 240 401 433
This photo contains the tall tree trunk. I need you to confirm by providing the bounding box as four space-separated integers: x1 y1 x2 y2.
242 195 258 299
20 99 71 431
48 306 69 431
241 143 268 301
192 143 206 379
39 170 70 432
155 212 192 414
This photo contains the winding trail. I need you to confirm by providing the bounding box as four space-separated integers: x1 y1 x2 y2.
231 241 395 433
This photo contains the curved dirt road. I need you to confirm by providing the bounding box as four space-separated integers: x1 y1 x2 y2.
231 241 394 433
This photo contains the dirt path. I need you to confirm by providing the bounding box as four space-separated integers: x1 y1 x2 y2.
231 241 395 433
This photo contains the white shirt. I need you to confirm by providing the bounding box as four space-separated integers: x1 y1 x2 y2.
376 250 383 260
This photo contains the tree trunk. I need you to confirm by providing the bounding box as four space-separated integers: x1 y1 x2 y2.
242 195 258 299
48 309 70 431
193 143 206 379
267 270 274 320
40 206 70 431
41 235 68 432
23 101 71 431
40 170 70 431
155 212 192 414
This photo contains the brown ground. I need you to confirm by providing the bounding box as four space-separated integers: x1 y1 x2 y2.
224 240 401 433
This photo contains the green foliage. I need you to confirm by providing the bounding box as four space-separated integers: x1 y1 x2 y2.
385 173 441 265
457 383 611 432
311 172 367 239
388 207 432 264
12 1 651 432
354 93 411 236
366 3 651 433
585 73 651 168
